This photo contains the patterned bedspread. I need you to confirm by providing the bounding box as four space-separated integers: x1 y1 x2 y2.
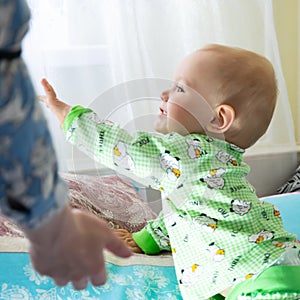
0 236 182 300
0 173 182 299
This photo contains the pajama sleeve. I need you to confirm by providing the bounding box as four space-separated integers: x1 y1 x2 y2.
62 105 181 190
63 105 180 253
0 0 68 229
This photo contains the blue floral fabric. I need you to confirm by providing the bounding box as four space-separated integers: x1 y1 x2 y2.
0 0 68 228
0 253 183 300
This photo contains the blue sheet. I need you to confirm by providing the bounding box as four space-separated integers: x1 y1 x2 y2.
262 192 300 239
0 253 182 299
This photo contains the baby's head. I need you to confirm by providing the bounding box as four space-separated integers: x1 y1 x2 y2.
155 44 277 149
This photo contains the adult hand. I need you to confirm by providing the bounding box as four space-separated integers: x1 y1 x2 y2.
24 206 132 290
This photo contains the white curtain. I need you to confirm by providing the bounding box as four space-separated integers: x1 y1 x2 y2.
24 0 296 172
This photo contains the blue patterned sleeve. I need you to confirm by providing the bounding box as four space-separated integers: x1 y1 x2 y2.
0 0 68 229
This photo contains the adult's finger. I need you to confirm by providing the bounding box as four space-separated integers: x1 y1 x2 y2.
90 269 107 287
72 277 89 290
53 277 69 287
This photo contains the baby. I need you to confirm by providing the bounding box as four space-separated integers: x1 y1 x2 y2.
40 44 300 299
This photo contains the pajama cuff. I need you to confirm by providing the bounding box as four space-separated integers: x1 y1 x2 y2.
63 105 93 133
226 265 300 299
132 228 161 255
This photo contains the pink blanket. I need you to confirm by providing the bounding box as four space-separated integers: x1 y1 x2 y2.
0 173 157 237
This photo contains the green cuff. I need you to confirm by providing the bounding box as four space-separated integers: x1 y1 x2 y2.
132 228 161 255
62 105 93 133
210 294 225 300
227 265 300 299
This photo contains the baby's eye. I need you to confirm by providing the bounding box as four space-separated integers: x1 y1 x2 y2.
175 84 185 93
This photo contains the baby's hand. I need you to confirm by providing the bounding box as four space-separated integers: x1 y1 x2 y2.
39 78 59 108
39 78 72 128
114 229 143 253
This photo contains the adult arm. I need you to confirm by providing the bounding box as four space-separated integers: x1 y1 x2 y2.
0 0 131 290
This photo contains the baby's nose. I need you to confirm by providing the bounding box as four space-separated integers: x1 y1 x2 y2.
160 90 169 102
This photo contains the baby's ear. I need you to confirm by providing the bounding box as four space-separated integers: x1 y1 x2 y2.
206 104 235 134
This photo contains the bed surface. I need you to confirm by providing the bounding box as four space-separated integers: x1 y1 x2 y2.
0 172 299 299
0 236 182 300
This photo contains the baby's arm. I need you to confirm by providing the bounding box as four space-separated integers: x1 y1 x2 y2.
40 79 182 191
39 78 72 128
40 80 173 256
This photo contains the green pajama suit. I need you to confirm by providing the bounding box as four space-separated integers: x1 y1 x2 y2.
63 106 300 300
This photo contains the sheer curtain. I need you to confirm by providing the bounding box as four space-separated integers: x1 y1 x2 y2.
24 0 295 171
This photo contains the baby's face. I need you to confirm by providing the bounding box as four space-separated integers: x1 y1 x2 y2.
155 49 219 136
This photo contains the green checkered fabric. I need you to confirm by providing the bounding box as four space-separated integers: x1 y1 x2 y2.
64 107 299 300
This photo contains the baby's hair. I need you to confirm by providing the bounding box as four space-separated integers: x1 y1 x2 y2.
202 44 278 149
